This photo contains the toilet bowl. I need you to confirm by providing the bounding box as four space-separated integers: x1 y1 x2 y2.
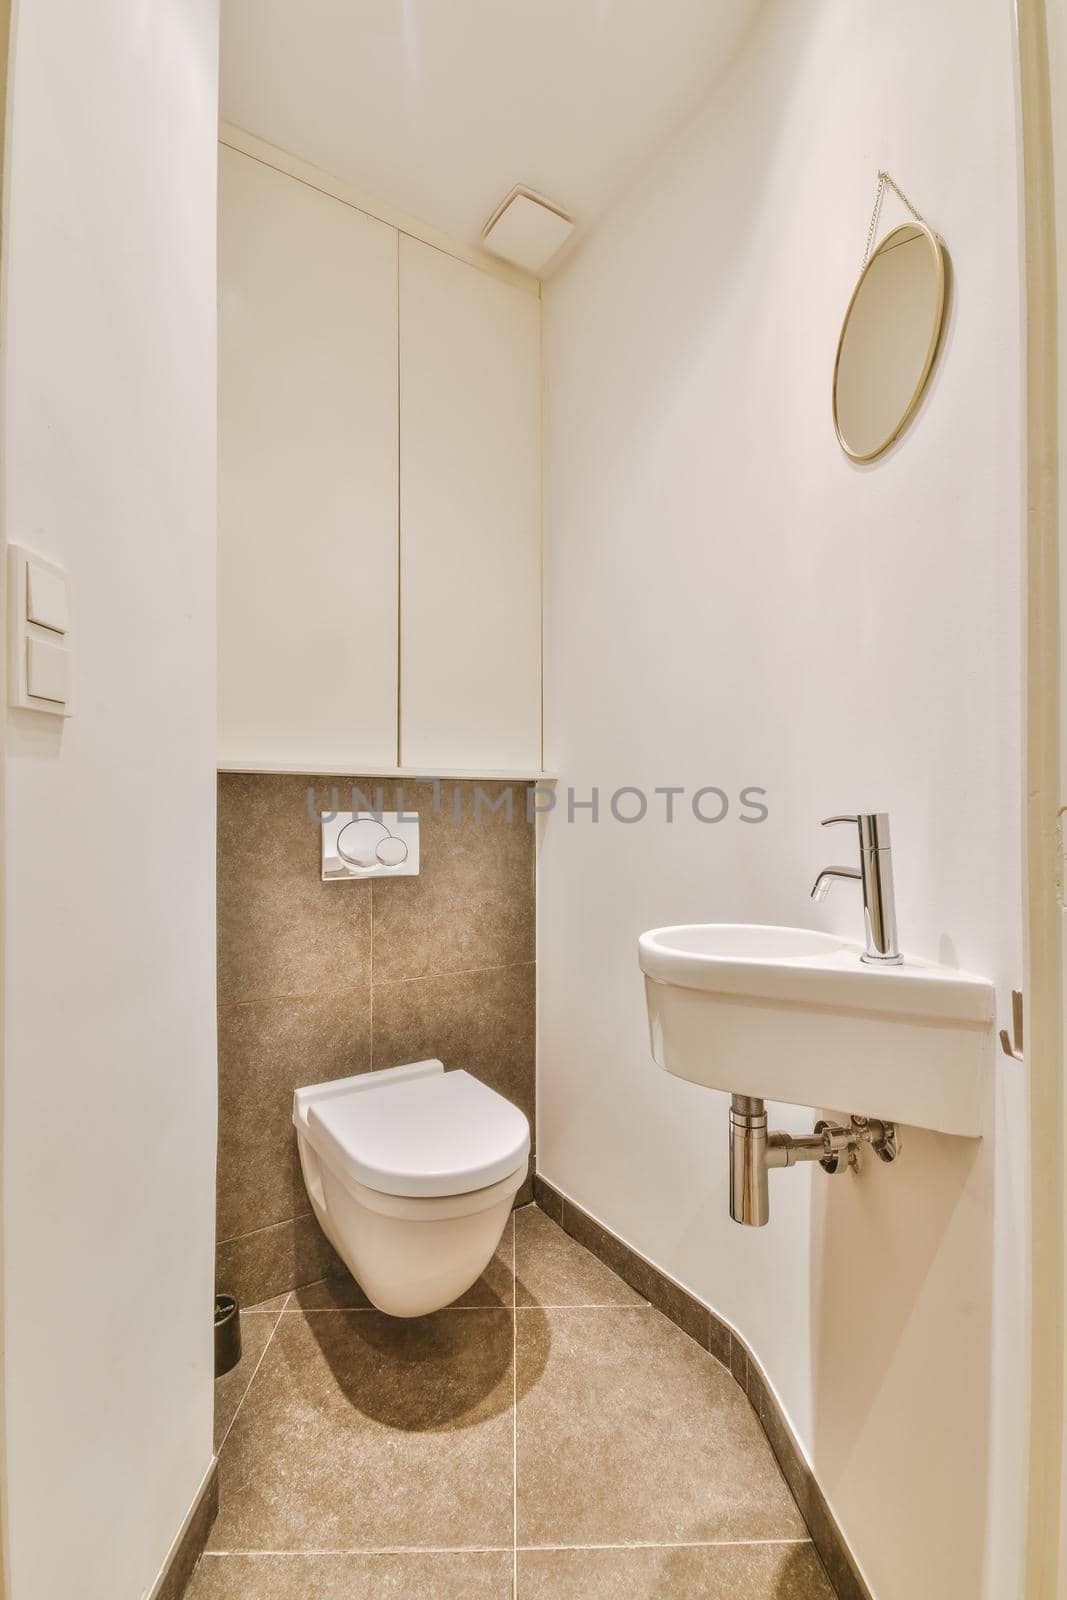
293 1059 530 1317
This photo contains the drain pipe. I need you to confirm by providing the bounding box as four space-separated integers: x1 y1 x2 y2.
729 1093 900 1226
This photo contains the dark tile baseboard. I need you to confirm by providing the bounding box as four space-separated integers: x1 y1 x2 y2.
151 1460 218 1600
513 1168 535 1209
532 1174 872 1600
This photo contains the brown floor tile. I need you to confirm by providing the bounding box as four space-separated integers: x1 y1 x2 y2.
371 964 534 1127
188 1550 514 1598
216 1214 343 1308
516 1542 832 1599
217 992 372 1240
214 1312 281 1450
516 1308 806 1547
562 1202 710 1348
244 1292 291 1313
370 779 534 982
515 1206 644 1307
210 1310 515 1551
291 1214 514 1311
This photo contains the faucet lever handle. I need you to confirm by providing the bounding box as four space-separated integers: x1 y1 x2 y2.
821 813 891 849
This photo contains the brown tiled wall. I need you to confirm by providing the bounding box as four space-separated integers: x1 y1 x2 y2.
216 775 536 1306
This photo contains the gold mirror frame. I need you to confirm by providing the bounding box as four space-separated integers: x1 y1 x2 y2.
832 220 947 464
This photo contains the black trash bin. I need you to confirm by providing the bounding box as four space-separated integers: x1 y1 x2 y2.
214 1294 242 1377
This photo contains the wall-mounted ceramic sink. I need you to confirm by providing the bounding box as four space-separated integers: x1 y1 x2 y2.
638 923 995 1137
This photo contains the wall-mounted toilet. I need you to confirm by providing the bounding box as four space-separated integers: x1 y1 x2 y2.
293 1059 530 1317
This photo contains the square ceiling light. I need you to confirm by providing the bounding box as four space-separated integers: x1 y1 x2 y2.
481 186 575 276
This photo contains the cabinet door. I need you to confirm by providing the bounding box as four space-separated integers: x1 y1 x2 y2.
399 236 541 773
219 147 399 771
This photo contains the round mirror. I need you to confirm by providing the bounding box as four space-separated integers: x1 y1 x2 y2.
832 221 946 463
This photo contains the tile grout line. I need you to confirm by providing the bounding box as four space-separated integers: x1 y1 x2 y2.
219 956 535 1012
200 1547 512 1558
515 1301 651 1310
266 1301 655 1314
512 1209 518 1600
216 1302 287 1455
519 1538 817 1551
201 1538 817 1557
372 958 537 989
219 1211 315 1248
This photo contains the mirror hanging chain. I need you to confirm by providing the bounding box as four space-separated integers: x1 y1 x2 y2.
862 170 927 267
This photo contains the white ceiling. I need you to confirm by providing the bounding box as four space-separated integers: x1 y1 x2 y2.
219 0 758 271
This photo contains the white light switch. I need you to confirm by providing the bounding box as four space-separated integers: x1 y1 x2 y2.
26 559 68 634
26 636 70 704
9 544 73 716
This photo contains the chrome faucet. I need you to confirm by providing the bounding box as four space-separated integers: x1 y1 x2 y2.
811 813 902 965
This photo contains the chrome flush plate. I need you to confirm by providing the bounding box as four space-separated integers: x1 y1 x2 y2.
321 811 420 881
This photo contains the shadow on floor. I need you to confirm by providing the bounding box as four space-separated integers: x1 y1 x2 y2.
302 1299 550 1431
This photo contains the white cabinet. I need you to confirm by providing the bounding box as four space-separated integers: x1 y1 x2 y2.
398 237 542 773
218 147 399 770
218 145 542 776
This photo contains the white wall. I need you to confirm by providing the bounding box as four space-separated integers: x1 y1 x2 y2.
539 2 1026 1596
0 3 219 1596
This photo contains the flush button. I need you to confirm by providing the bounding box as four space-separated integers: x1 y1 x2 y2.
376 836 408 867
26 636 70 704
322 811 420 881
26 560 68 634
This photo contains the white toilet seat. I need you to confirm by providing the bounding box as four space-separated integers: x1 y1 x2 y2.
305 1064 530 1198
292 1060 530 1315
